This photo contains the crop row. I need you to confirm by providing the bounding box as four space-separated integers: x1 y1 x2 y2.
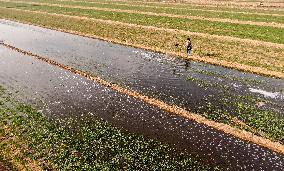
72 0 284 15
2 1 284 44
6 0 284 24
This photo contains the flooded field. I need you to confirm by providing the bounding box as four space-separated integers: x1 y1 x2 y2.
1 46 284 170
0 20 283 117
0 19 284 169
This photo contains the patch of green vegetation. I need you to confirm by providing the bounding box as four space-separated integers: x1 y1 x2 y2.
0 86 217 170
236 101 284 142
198 91 284 143
2 1 284 44
184 72 284 143
8 0 284 23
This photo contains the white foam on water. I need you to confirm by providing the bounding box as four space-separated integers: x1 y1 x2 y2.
249 88 283 99
232 83 241 88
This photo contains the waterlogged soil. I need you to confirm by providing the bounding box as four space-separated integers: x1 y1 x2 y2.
0 19 284 169
0 20 283 118
0 46 284 170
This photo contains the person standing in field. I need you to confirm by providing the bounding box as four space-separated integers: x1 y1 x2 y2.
184 38 192 69
186 38 192 56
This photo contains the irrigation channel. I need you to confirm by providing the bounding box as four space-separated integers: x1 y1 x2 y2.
0 19 283 170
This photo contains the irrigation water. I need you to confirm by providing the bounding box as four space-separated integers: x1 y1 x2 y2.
0 19 283 170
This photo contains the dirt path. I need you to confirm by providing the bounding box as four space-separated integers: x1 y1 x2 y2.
4 0 284 28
